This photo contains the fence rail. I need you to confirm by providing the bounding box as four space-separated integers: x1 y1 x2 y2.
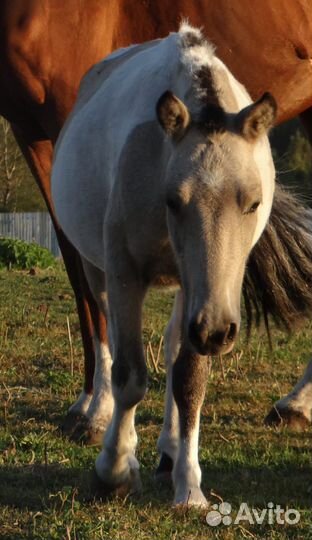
0 212 61 257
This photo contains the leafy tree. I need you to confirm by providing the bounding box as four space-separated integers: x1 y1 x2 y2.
0 117 45 212
0 117 23 210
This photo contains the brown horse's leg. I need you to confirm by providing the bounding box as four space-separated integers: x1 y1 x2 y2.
10 126 110 442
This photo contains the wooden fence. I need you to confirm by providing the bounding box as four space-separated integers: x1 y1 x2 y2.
0 212 61 257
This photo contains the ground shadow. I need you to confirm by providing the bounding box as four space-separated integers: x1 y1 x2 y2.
1 459 311 512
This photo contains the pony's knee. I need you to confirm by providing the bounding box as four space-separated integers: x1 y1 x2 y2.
112 358 147 409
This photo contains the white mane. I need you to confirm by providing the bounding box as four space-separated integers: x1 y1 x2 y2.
176 22 250 114
175 23 220 112
178 22 215 71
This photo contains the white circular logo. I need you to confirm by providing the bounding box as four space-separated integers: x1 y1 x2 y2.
206 503 232 527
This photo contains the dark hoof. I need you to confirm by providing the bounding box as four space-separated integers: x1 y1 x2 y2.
61 413 104 445
61 411 87 438
155 452 173 483
265 406 310 431
91 468 142 500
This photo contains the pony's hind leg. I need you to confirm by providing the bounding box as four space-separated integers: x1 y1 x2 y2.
265 359 312 430
156 290 182 482
172 341 208 507
95 266 147 495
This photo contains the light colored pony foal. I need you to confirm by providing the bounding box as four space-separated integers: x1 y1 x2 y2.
52 24 276 506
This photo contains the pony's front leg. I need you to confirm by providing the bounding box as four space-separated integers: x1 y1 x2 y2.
156 291 182 481
95 272 147 495
172 342 208 507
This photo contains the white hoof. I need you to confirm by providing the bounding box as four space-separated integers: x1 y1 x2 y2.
95 450 141 496
93 465 142 498
173 486 208 507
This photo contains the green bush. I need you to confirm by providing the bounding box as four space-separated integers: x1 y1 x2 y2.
0 237 56 269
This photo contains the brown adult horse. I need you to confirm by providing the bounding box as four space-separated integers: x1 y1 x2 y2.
1 0 312 443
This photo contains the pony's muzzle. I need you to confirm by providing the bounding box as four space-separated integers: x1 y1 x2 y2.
188 315 238 356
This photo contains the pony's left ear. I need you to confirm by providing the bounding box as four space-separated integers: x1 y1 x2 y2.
236 92 277 142
156 91 191 140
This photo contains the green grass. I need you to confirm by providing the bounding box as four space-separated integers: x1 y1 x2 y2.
1 267 312 539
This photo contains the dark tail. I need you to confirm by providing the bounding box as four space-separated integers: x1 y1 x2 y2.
244 183 312 339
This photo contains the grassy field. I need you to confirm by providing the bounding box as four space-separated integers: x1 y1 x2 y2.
1 266 312 539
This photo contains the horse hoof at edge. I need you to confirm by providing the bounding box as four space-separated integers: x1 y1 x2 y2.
264 406 310 431
61 412 106 445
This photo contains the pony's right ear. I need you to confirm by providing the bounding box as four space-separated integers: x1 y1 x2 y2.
156 91 191 140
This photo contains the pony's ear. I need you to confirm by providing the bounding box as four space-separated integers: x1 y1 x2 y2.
156 91 191 140
236 92 277 142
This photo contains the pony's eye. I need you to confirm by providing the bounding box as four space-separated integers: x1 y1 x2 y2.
244 201 260 215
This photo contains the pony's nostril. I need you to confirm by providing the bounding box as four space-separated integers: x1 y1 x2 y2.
227 322 237 342
189 316 238 355
188 316 209 349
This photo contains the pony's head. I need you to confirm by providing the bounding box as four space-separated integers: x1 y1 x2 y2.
157 90 276 355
